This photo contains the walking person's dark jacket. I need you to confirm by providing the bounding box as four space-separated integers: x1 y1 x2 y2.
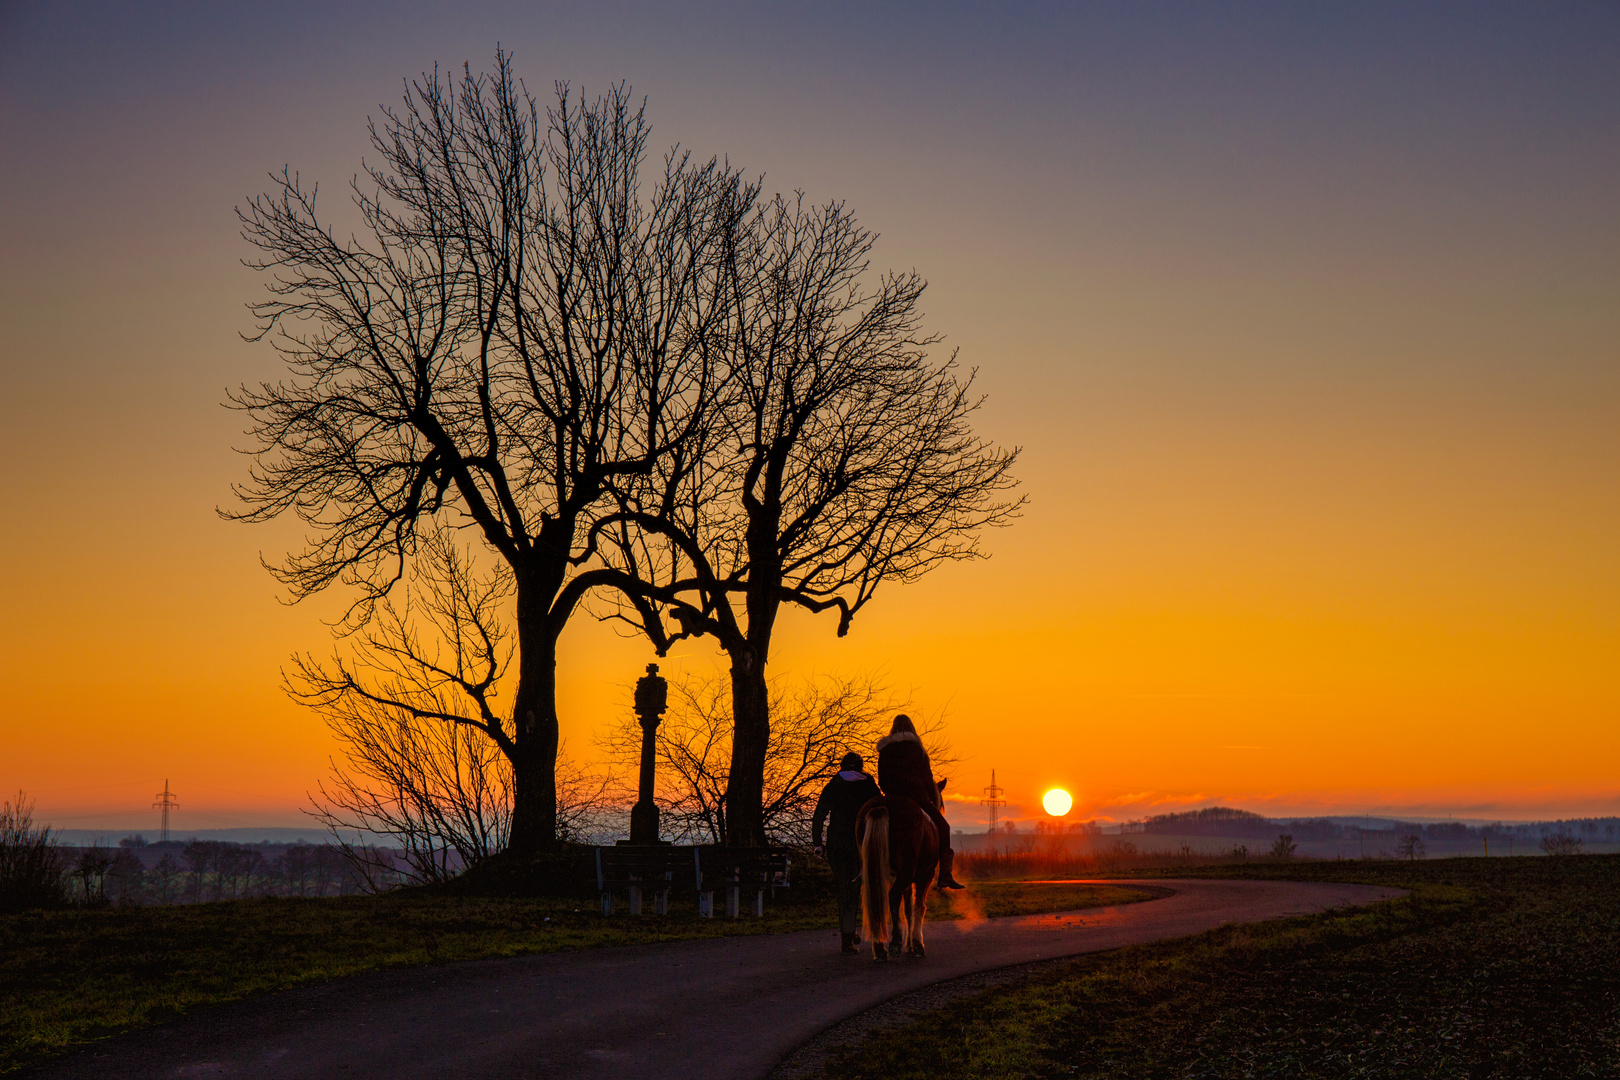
812 763 881 856
815 753 880 952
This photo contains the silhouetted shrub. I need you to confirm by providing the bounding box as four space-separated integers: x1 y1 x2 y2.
1269 834 1297 860
1540 832 1583 857
0 791 68 911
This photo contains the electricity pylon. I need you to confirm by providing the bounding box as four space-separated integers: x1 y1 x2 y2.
981 769 1006 834
153 780 178 843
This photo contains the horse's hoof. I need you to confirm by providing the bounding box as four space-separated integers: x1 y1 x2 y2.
911 946 926 959
872 946 888 962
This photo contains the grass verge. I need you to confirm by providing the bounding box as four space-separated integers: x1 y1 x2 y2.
0 867 1150 1073
807 855 1620 1079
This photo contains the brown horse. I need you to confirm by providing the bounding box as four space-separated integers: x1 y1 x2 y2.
856 788 941 961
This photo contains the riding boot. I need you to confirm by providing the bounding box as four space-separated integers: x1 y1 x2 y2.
937 847 967 890
840 931 859 954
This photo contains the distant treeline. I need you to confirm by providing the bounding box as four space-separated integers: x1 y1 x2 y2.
1131 807 1620 843
44 837 374 907
6 784 456 912
1134 808 1270 835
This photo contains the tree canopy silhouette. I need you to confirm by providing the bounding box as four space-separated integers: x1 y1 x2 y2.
603 194 1022 845
233 50 1018 853
231 52 752 850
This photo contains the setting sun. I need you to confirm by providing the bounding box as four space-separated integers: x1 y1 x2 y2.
1042 788 1073 817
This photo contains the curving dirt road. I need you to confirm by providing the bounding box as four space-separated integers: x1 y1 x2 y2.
29 878 1402 1080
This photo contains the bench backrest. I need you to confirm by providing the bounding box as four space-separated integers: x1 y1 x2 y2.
694 847 791 891
593 845 793 892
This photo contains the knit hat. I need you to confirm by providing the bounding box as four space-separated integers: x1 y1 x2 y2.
839 752 864 772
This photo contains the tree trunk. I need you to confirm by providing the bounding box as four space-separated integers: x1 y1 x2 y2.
507 564 561 853
724 656 771 847
723 497 782 847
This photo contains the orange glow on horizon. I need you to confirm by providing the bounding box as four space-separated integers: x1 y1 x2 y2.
2 7 1616 833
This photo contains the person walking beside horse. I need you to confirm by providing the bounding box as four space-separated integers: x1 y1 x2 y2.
875 714 965 889
812 752 881 955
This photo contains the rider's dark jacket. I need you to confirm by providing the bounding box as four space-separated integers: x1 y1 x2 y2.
875 730 941 810
812 771 881 856
875 729 954 858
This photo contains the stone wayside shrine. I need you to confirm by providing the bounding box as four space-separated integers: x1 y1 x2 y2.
596 663 792 916
627 662 669 845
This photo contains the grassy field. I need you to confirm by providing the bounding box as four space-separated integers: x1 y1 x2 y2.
0 865 1148 1073
808 855 1620 1079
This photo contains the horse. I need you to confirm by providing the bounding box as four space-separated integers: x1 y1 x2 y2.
855 786 942 961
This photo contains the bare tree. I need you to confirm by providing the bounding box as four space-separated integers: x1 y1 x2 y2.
602 194 1021 844
204 844 229 902
296 531 514 882
604 672 949 846
297 529 618 886
108 839 146 905
72 845 112 906
1395 833 1427 860
180 841 206 902
150 852 181 905
554 749 622 845
232 51 752 851
310 845 341 897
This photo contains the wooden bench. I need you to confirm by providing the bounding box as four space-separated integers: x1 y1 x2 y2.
593 845 683 915
695 846 792 918
593 845 792 917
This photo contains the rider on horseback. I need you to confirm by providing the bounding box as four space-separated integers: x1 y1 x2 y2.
875 714 966 890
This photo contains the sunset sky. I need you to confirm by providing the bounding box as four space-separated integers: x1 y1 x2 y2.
2 3 1615 834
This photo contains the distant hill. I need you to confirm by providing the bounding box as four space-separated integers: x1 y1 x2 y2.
1126 806 1620 846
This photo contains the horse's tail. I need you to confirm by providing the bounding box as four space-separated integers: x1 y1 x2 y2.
860 807 892 946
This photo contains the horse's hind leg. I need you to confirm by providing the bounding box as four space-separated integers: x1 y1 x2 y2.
908 884 928 957
889 880 907 956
